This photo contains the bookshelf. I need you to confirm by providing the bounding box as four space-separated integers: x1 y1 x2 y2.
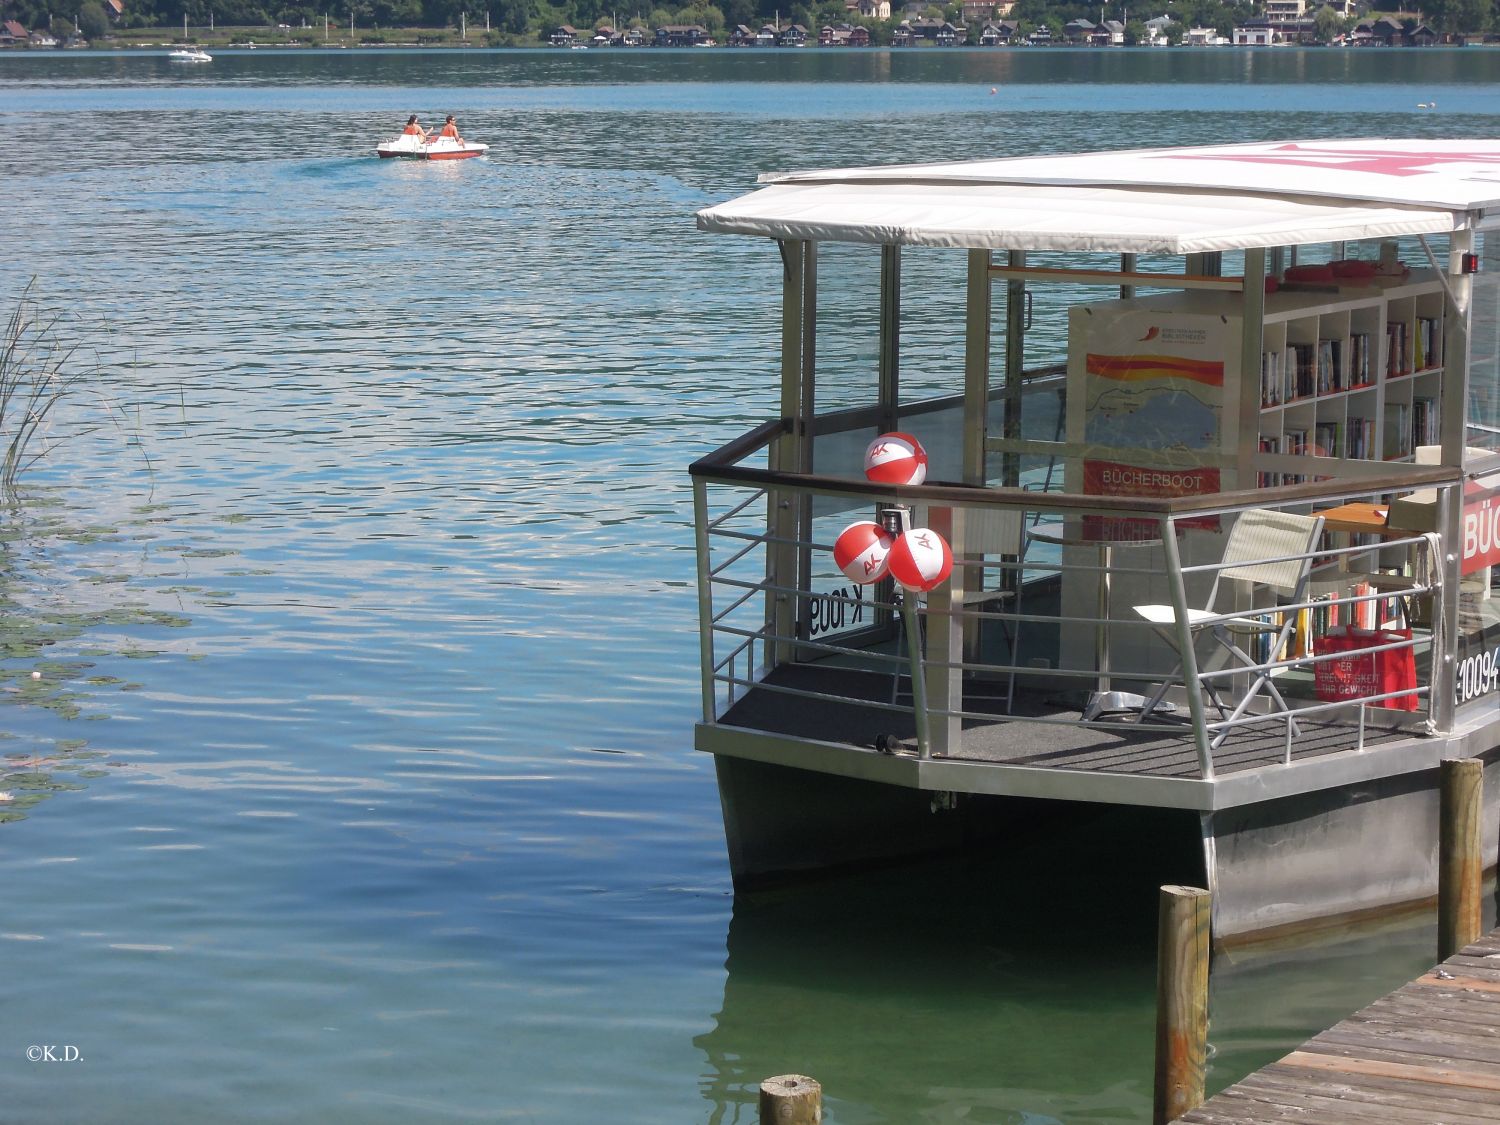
1061 274 1448 675
1065 274 1448 493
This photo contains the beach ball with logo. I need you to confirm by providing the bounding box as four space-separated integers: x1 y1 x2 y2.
888 527 952 592
863 432 928 486
832 521 894 585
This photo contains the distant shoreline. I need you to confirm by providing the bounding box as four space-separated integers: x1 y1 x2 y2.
7 41 1498 52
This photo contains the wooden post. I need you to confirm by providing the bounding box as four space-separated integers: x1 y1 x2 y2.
759 1074 821 1123
1438 757 1483 961
1153 885 1210 1125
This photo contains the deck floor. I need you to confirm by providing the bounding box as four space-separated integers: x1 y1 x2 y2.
721 663 1413 779
1179 928 1500 1123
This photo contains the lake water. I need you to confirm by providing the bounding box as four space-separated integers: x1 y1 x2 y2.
1 45 1498 1123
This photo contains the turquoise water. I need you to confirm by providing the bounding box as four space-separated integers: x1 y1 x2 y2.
0 47 1497 1123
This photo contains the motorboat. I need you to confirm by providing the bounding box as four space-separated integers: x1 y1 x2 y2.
168 46 212 61
375 134 489 161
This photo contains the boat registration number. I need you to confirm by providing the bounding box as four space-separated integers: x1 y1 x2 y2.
1455 642 1500 704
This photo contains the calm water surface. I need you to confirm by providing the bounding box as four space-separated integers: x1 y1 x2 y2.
1 47 1498 1123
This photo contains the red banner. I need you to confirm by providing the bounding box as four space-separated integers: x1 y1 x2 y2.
1082 458 1221 535
1461 491 1500 574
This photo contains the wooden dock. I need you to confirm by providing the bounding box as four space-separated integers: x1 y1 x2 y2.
1177 927 1500 1123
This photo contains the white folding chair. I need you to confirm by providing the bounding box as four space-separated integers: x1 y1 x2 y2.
1132 509 1325 748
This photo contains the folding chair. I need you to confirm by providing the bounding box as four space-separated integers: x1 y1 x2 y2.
1131 509 1325 749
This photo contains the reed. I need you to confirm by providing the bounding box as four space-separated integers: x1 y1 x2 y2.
0 285 106 497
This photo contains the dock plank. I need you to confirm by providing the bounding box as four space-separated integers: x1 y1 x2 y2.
1238 1066 1500 1120
1178 929 1500 1124
1210 1081 1497 1124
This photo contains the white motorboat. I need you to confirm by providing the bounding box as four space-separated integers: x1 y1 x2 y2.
375 133 489 161
168 46 212 61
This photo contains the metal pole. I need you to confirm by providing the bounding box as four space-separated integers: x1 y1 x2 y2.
879 244 901 435
964 248 991 486
693 477 717 725
1003 250 1026 489
901 592 932 759
1238 249 1266 492
768 240 805 668
1162 516 1215 779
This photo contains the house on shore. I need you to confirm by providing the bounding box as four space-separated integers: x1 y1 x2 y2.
653 23 713 45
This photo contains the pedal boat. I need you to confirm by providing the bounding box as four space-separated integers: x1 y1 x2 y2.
376 134 489 161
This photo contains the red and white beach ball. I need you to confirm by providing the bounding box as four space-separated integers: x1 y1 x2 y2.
832 521 893 585
887 527 953 592
863 432 928 486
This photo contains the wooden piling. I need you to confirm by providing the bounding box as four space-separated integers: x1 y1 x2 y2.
759 1074 821 1123
1438 757 1483 961
1153 885 1211 1125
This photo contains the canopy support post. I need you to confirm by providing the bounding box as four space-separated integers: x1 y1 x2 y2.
1236 249 1266 492
964 248 992 487
768 239 815 667
879 244 901 435
1002 250 1026 490
1434 227 1473 733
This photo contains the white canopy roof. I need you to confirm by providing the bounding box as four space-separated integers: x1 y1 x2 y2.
696 139 1500 254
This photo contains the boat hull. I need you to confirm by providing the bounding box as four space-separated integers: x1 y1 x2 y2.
706 735 1500 945
375 137 489 160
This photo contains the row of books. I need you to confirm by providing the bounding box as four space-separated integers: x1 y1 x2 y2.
1302 418 1378 460
1247 582 1401 668
1386 321 1409 377
1258 398 1438 480
1412 395 1440 448
1414 316 1441 370
1259 333 1375 406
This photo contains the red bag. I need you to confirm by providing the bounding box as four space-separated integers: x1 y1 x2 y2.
1313 626 1419 711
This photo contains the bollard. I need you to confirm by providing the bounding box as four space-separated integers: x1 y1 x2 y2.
759 1074 821 1124
1153 885 1210 1125
1438 757 1483 961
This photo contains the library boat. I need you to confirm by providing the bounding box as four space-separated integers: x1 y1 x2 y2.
690 139 1500 945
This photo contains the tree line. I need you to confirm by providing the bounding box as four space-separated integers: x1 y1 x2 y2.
3 0 1491 44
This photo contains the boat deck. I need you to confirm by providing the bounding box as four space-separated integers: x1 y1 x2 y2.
719 662 1415 781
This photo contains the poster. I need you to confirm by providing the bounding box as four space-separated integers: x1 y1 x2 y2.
1074 308 1229 535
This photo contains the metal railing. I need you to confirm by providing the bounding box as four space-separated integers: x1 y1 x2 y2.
692 415 1462 782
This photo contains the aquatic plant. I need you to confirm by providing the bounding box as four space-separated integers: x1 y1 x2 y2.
0 283 130 497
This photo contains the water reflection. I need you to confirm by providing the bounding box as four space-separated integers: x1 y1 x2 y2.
0 491 203 821
698 834 1497 1122
697 807 1207 1123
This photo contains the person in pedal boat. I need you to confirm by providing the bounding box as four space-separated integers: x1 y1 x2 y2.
438 115 463 143
402 115 429 140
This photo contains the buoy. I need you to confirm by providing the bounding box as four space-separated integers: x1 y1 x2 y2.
887 527 952 592
833 521 894 584
990 87 997 94
864 432 928 486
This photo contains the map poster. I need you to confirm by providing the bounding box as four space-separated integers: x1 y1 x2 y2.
1076 308 1229 535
